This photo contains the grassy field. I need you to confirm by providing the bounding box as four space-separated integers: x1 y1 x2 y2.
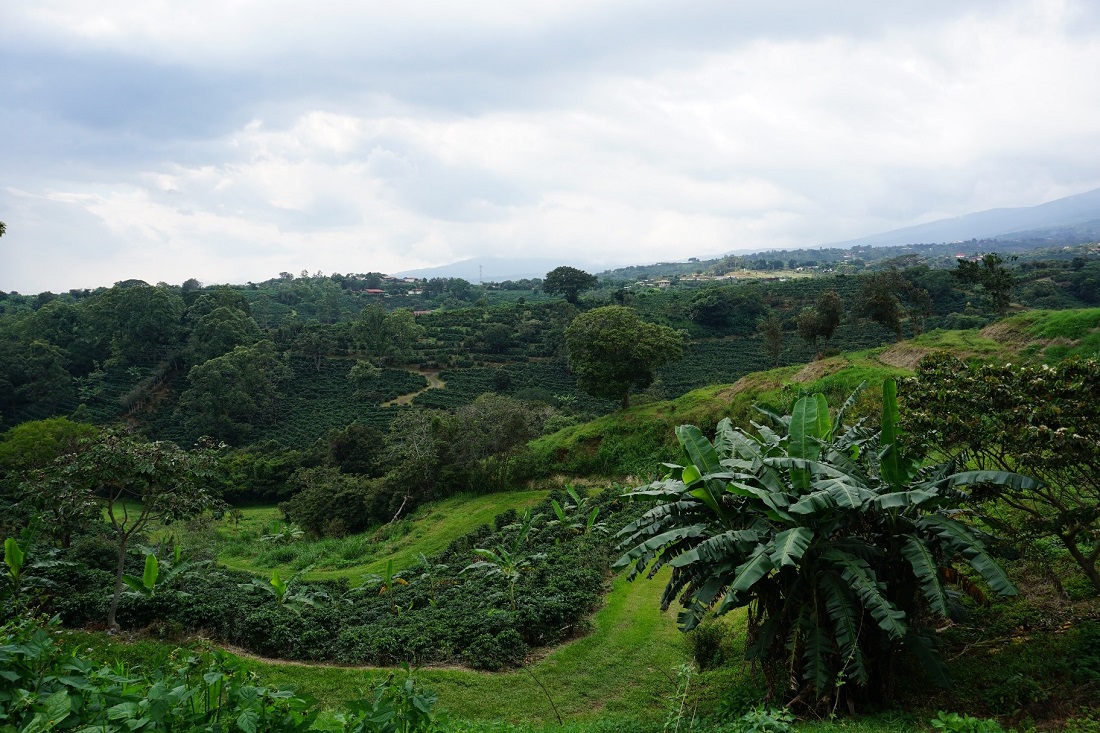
212 490 551 583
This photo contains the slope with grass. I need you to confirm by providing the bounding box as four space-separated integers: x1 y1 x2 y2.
214 490 551 584
530 307 1100 479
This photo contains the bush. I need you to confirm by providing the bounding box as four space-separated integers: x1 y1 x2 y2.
279 466 388 537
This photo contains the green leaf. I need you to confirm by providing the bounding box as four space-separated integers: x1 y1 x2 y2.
236 708 259 733
824 549 908 641
676 424 721 474
920 515 1017 596
901 537 950 617
3 537 24 579
789 394 829 489
729 550 775 594
818 573 868 686
681 464 702 486
43 688 71 724
142 553 159 591
769 527 813 567
879 378 905 490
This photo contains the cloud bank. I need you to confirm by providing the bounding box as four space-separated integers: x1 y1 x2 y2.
2 0 1100 292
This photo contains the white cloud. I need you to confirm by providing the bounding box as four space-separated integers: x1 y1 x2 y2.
3 0 1100 292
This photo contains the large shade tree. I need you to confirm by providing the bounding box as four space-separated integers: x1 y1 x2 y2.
543 266 598 305
564 306 683 409
616 379 1038 710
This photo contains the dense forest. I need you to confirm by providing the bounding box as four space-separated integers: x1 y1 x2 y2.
3 239 1100 732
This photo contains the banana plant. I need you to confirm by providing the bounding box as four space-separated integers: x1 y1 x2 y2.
359 559 410 616
3 537 26 609
615 378 1042 710
242 568 324 608
463 508 546 612
122 544 211 598
548 485 608 536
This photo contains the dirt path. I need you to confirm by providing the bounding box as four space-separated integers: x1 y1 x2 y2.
382 369 445 407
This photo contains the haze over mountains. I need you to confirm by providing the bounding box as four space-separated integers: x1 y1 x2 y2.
824 186 1100 249
396 187 1100 282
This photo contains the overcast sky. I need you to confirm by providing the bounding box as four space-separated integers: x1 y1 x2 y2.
3 0 1100 293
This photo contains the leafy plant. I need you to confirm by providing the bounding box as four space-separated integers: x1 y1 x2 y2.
463 509 547 612
615 378 1038 710
242 568 325 608
339 666 451 733
930 710 1007 733
733 705 796 733
548 486 608 536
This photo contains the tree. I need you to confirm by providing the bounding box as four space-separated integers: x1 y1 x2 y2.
564 306 683 409
83 285 185 366
815 289 844 348
0 417 97 483
184 306 261 366
543 267 598 305
0 221 6 237
31 429 220 629
795 308 820 354
615 380 1036 710
904 354 1100 592
758 313 784 368
953 253 1015 316
859 270 930 338
353 306 423 366
176 341 291 443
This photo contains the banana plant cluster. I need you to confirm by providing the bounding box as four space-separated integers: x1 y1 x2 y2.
615 379 1042 709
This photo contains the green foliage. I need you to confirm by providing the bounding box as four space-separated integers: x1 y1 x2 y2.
25 428 221 630
904 354 1100 592
954 253 1016 316
280 467 387 538
728 706 795 733
0 417 96 482
177 340 292 444
565 306 684 408
930 711 1006 733
543 267 599 305
615 380 1033 710
0 615 320 732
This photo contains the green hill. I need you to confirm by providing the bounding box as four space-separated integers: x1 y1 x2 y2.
531 307 1100 479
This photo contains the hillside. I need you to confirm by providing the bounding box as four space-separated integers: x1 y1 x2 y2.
532 307 1100 478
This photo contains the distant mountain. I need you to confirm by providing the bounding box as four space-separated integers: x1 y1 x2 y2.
822 186 1100 248
394 256 605 282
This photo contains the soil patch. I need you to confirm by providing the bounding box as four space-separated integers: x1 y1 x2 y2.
382 369 446 407
877 344 931 370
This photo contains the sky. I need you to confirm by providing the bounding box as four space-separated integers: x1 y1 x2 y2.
3 0 1100 293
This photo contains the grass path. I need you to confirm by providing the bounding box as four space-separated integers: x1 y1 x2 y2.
239 569 689 723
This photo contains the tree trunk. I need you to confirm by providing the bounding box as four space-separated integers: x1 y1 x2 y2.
1060 532 1100 593
621 391 630 410
107 534 129 632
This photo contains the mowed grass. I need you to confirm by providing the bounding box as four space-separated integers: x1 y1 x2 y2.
213 490 551 584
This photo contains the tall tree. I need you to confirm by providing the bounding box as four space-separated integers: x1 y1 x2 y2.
953 252 1015 316
815 289 844 348
177 341 291 443
564 306 683 409
29 429 220 629
758 312 784 368
543 267 598 305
